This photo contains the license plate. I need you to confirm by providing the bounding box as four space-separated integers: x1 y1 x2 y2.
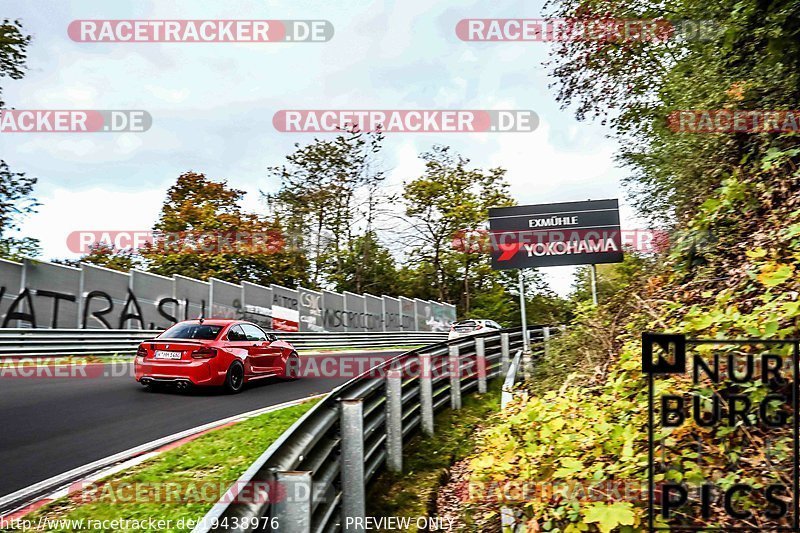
154 350 182 360
456 327 473 332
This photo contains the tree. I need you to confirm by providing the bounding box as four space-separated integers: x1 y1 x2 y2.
0 20 39 261
546 0 800 225
141 171 308 286
401 145 515 314
75 243 139 271
327 231 399 294
0 146 39 261
265 129 388 288
55 243 139 271
0 19 31 109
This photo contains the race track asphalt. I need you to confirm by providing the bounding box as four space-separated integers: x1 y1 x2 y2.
0 350 403 499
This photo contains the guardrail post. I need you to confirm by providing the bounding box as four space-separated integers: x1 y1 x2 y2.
386 370 403 472
543 326 551 358
272 471 312 533
500 332 510 375
340 399 365 530
475 337 487 394
449 344 462 410
419 354 434 436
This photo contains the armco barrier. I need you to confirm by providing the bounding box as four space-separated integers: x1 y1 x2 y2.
192 326 551 533
0 329 448 357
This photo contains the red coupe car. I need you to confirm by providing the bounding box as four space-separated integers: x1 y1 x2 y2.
134 319 300 393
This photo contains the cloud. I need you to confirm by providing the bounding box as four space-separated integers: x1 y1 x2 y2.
21 187 165 261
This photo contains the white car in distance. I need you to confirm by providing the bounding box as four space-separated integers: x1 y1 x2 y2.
448 319 502 340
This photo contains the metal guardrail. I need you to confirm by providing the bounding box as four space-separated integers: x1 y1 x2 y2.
193 326 552 533
0 330 449 357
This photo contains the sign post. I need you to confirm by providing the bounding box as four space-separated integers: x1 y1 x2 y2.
589 264 598 306
518 270 530 353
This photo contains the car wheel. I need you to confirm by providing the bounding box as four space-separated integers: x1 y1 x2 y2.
224 361 245 394
281 352 300 380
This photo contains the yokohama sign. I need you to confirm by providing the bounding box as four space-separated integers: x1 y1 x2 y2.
488 199 624 269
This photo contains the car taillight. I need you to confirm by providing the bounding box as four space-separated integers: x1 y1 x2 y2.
475 324 483 330
136 345 147 358
450 325 455 331
192 346 217 359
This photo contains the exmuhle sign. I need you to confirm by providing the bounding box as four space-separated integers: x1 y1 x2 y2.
487 199 623 269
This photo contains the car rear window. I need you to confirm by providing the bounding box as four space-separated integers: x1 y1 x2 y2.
454 320 477 328
159 323 223 340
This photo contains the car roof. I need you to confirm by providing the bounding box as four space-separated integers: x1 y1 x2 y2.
177 319 244 326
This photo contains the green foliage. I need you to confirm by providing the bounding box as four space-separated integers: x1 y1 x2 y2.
0 24 39 262
327 231 399 295
266 129 388 288
0 19 31 108
467 337 649 532
65 243 140 271
547 0 800 223
141 172 309 287
401 145 515 315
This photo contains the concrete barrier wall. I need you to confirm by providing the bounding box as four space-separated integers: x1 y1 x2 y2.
0 257 457 331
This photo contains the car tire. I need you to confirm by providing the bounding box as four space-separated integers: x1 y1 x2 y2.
281 352 300 380
224 361 245 394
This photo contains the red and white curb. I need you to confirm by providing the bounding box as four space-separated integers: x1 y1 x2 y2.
0 394 325 520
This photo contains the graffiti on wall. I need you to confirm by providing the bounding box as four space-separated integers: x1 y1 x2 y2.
0 258 458 331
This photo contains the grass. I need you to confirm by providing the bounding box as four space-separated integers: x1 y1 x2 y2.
366 380 504 531
0 354 132 367
10 399 319 533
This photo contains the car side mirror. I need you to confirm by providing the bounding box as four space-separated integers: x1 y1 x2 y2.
266 333 278 342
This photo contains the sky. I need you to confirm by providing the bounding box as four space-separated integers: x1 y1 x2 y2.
1 0 637 295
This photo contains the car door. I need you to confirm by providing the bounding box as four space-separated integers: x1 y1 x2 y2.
224 325 251 366
240 323 279 374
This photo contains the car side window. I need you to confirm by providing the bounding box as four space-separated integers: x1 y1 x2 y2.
227 325 247 341
241 324 267 342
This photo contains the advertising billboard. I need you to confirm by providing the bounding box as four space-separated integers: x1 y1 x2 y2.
271 284 299 332
299 286 325 332
488 199 623 269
